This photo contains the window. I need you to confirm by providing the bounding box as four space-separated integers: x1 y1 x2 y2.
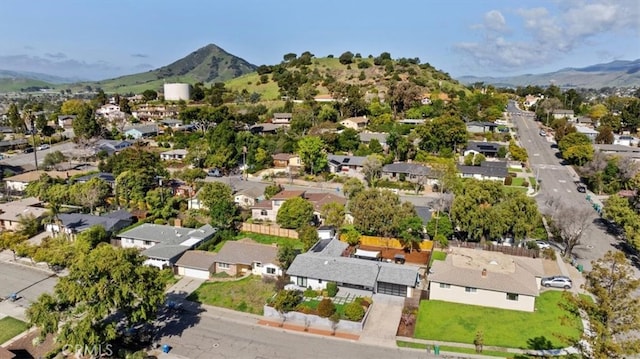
260 210 267 216
506 293 519 301
218 263 229 269
318 279 322 284
143 240 152 246
266 267 276 275
254 262 262 267
297 277 307 287
465 287 477 293
439 283 451 289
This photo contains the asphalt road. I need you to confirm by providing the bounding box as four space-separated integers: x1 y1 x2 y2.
508 101 621 272
0 141 78 168
0 261 57 303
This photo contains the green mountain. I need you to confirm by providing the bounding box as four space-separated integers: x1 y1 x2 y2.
66 44 257 93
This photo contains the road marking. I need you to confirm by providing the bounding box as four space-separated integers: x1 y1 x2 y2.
533 153 540 156
559 180 566 183
567 189 572 193
553 188 558 192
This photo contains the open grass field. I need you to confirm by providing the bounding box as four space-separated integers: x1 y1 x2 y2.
186 275 275 315
414 291 582 349
0 316 29 344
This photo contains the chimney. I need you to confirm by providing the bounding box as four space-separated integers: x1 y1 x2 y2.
174 218 182 228
481 268 487 278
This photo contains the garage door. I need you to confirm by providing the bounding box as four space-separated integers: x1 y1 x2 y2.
183 268 210 279
377 281 406 297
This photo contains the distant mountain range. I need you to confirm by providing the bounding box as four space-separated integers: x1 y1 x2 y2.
457 59 640 89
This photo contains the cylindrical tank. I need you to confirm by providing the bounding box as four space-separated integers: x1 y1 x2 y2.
163 83 190 101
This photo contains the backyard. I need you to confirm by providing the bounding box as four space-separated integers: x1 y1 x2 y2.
414 291 582 349
213 232 303 252
0 316 29 344
187 275 275 314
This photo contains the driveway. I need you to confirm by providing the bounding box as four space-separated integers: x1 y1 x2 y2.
0 261 58 320
359 294 405 347
166 277 206 299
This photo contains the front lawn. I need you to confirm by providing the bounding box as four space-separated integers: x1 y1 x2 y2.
414 291 582 349
0 316 29 343
187 275 275 314
510 177 525 186
396 341 512 358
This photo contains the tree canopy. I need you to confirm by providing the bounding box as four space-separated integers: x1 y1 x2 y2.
276 197 314 229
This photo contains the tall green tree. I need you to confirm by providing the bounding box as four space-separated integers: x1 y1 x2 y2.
298 224 319 251
349 188 416 237
277 241 297 270
297 136 327 175
276 197 314 229
72 103 101 140
198 182 237 229
27 244 167 352
320 202 345 228
562 251 640 358
7 103 25 133
342 178 364 199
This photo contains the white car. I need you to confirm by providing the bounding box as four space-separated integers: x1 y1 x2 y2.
535 241 551 250
37 144 50 150
541 276 572 289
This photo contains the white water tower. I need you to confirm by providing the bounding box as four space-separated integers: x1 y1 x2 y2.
163 83 190 101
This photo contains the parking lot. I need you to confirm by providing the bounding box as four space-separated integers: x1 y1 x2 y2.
0 262 58 319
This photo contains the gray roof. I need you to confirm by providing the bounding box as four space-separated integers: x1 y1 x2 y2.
160 118 183 125
327 154 368 167
103 209 134 220
126 124 158 135
359 132 388 143
273 112 292 118
414 206 433 224
479 160 508 168
457 165 508 178
382 162 431 176
0 139 28 147
310 237 348 257
175 250 217 270
429 252 542 296
287 251 419 288
594 144 640 153
74 172 115 184
215 239 279 266
57 213 132 233
465 141 503 154
250 123 287 133
467 121 498 128
118 223 216 245
142 244 189 261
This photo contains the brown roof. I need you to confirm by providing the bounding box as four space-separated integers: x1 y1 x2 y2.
304 192 347 212
429 247 542 296
272 153 296 161
4 170 86 183
342 116 368 124
251 200 273 209
0 197 47 222
271 190 305 200
175 250 217 271
215 239 279 266
0 347 15 359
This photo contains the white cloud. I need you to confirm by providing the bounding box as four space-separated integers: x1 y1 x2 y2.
0 54 123 80
455 0 640 73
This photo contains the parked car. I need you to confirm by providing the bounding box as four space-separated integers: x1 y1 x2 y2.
37 144 50 150
539 129 546 136
577 185 587 193
207 168 222 177
541 276 572 289
535 240 551 250
22 147 34 153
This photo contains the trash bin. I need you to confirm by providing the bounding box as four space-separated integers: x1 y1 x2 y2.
162 344 171 353
577 264 583 273
434 345 440 355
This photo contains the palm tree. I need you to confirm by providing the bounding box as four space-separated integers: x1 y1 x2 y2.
47 200 62 236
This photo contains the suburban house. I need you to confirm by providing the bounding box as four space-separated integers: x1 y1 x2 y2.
189 178 268 210
287 237 420 297
272 112 293 125
575 125 598 142
382 162 431 182
594 144 640 162
117 223 217 268
0 197 48 231
95 139 133 155
552 109 576 121
132 104 179 120
466 121 498 133
359 132 388 147
74 172 116 188
272 153 302 168
57 115 76 128
4 170 86 193
614 135 638 147
457 161 509 181
251 190 305 222
303 192 348 224
575 116 595 126
175 250 218 279
45 210 133 237
524 95 541 108
160 149 188 161
234 187 264 208
212 239 282 277
397 118 426 125
464 141 504 158
125 124 159 139
340 116 369 131
159 118 183 129
96 104 124 119
428 247 544 312
250 123 287 135
327 154 367 176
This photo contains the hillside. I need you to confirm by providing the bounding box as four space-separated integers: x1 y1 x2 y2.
0 69 83 92
226 56 467 101
457 59 640 89
63 44 257 94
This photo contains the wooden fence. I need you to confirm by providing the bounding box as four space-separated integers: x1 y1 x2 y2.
453 241 539 258
241 223 298 239
340 234 434 251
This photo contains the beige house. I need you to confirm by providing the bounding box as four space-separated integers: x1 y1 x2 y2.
160 149 188 161
428 247 544 312
272 153 301 168
175 250 217 279
213 239 282 277
251 190 305 222
340 116 369 130
4 170 86 193
0 197 48 231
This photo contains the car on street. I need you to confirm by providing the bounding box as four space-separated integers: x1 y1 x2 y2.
541 276 572 289
37 144 50 150
535 240 551 250
207 168 222 177
539 129 546 136
22 147 34 153
577 184 587 193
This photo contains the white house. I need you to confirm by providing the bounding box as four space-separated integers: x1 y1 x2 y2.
614 135 638 147
552 109 576 121
457 161 508 182
212 239 282 277
272 113 293 125
575 125 598 142
428 247 544 312
251 190 305 222
175 250 218 279
124 124 159 140
340 116 368 131
160 149 188 161
96 104 124 119
117 223 217 268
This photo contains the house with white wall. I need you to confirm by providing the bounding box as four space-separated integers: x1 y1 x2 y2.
340 116 368 131
428 247 544 312
212 239 282 277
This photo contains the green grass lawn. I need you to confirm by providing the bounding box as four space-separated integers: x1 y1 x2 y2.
187 275 274 314
429 251 447 266
414 291 582 349
510 177 525 186
213 232 303 251
504 186 528 194
397 341 513 358
0 316 29 343
508 168 523 173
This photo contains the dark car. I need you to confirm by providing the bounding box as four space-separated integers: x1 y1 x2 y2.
22 147 34 153
577 185 587 193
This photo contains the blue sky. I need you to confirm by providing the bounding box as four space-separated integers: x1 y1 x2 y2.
0 0 638 81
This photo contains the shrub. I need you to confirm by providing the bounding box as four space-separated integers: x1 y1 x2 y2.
326 282 338 297
504 176 513 186
344 301 365 321
317 298 336 318
522 180 529 187
303 288 319 298
542 248 557 260
272 290 302 313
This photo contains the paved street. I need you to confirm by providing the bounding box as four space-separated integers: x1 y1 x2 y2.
0 260 58 321
508 101 621 272
0 141 78 168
